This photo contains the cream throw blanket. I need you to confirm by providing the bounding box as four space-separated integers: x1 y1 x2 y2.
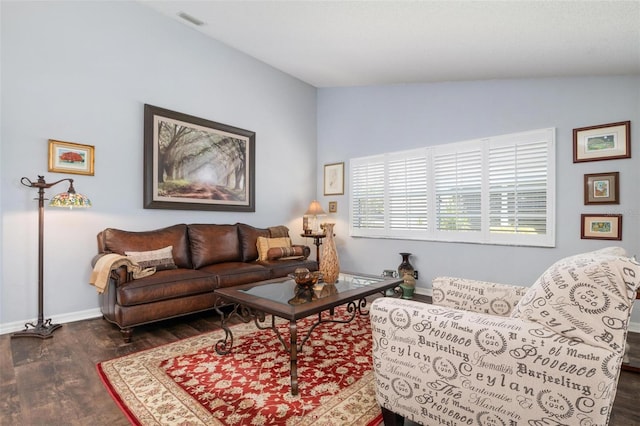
89 253 155 294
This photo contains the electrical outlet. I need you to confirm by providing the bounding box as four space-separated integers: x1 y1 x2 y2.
413 270 419 279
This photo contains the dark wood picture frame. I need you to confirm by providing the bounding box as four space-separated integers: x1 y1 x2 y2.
143 104 255 211
581 214 622 240
573 121 631 163
584 172 619 205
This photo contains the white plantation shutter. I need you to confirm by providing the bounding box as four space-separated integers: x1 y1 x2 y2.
349 128 555 247
433 146 482 233
388 152 428 231
488 129 554 246
351 156 385 234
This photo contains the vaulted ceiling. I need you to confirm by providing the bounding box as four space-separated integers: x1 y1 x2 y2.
142 1 640 88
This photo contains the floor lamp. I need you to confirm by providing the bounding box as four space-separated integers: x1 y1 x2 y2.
11 175 91 339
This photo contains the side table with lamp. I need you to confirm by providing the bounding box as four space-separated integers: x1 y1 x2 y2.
300 232 325 262
301 200 327 262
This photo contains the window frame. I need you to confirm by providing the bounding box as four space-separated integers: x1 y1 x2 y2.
349 128 556 247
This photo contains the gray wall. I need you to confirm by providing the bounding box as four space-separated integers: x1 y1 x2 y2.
0 1 317 326
317 78 640 325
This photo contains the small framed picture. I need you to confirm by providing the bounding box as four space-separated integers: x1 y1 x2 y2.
324 162 344 195
573 121 630 163
48 139 95 175
328 201 337 213
581 214 622 240
584 172 619 205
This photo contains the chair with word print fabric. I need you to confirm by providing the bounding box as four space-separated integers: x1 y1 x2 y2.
370 247 639 425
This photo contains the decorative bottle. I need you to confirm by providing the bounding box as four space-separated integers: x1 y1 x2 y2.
319 223 340 284
397 252 414 280
400 272 416 299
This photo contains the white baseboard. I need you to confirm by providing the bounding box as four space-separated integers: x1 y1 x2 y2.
0 308 102 335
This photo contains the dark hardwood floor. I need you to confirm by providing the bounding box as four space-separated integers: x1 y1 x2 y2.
1 309 640 425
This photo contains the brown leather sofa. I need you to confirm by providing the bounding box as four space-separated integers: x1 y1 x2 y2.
94 223 317 342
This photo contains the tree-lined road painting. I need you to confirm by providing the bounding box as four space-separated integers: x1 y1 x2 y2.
156 119 249 204
586 134 615 152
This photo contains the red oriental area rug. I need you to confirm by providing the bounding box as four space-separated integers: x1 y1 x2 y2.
97 307 382 425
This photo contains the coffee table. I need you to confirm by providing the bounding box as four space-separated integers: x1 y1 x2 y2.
213 271 403 395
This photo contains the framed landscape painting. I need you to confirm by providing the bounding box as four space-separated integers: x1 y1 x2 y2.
581 214 622 240
143 104 255 211
573 121 630 163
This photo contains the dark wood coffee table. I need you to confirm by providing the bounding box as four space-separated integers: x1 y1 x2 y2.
213 272 402 395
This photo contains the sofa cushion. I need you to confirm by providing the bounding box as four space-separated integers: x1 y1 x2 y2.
260 258 318 279
511 247 640 353
256 237 291 261
125 246 177 271
237 223 270 262
188 224 241 269
101 224 191 269
198 262 271 288
117 268 217 306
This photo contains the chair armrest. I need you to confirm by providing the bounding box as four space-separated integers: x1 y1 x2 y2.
370 297 619 426
432 276 529 316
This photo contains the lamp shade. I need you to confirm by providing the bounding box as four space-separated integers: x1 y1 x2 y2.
304 200 326 217
49 191 92 208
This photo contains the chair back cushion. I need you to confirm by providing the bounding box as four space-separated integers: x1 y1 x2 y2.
512 247 640 354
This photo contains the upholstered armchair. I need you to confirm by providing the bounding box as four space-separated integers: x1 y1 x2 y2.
370 247 639 425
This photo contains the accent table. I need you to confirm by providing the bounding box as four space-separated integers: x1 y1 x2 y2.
213 272 403 395
300 232 325 261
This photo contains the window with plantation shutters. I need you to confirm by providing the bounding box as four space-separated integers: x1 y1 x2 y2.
349 128 555 247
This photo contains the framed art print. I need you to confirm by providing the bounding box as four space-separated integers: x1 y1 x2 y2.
324 162 344 195
143 104 255 212
573 121 630 163
584 172 619 205
48 140 95 176
581 214 622 240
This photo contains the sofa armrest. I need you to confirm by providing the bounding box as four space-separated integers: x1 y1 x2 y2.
432 276 528 316
370 297 620 426
91 252 132 288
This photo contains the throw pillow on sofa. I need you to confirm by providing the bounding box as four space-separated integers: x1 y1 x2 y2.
266 246 305 260
256 237 291 261
125 246 177 271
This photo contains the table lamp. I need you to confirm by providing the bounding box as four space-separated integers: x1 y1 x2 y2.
304 200 326 234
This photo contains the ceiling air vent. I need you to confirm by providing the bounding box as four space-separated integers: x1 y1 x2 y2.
177 11 205 26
